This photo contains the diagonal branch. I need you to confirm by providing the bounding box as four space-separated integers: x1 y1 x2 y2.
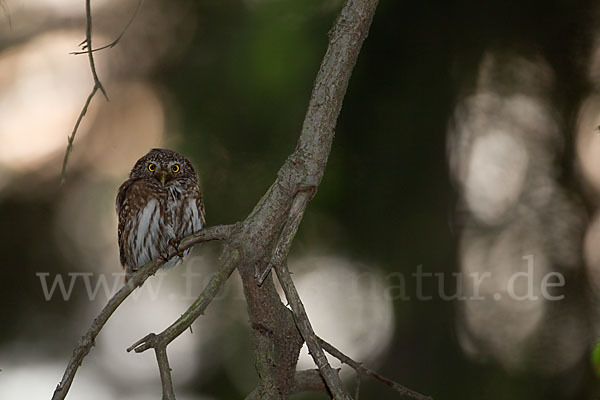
318 337 432 400
51 224 234 400
60 0 109 184
261 190 350 399
60 85 98 185
275 259 351 399
128 248 240 353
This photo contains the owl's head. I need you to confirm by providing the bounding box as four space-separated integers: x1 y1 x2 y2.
130 148 198 185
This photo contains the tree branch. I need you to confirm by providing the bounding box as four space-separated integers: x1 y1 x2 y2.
51 224 234 400
318 337 432 400
60 0 109 184
155 346 176 400
276 260 350 399
292 0 379 186
60 85 98 185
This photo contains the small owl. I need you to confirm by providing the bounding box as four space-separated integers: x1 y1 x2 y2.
116 148 206 277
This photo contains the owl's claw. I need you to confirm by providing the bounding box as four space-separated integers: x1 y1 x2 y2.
168 238 184 257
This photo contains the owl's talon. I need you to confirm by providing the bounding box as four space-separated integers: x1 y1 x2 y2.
168 238 184 257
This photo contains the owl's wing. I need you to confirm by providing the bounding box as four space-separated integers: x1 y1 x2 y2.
197 191 206 227
116 180 132 214
116 178 138 267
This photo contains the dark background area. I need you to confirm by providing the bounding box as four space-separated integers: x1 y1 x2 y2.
1 0 600 398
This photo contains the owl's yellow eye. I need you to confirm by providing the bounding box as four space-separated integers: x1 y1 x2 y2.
148 163 156 172
171 164 180 173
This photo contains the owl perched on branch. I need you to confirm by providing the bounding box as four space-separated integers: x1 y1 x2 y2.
116 148 206 278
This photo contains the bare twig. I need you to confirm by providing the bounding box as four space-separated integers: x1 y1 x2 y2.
275 262 350 399
256 189 349 398
51 224 234 400
60 85 98 185
318 337 432 400
71 0 144 55
60 0 108 184
267 192 350 398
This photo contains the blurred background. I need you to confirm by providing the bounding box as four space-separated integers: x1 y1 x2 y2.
1 0 600 399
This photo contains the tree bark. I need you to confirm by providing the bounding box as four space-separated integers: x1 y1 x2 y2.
233 0 379 396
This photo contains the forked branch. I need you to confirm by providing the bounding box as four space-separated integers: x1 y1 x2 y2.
61 0 115 183
70 0 144 55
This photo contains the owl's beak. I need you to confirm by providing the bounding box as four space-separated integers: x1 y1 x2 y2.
158 170 168 185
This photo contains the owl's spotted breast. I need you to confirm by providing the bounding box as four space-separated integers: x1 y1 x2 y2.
116 149 205 278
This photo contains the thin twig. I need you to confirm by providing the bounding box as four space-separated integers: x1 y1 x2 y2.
355 372 361 400
71 0 144 55
318 337 433 400
60 85 98 185
275 260 350 399
60 0 108 184
51 224 234 400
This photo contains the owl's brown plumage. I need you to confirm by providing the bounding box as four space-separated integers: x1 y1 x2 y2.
116 148 205 277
